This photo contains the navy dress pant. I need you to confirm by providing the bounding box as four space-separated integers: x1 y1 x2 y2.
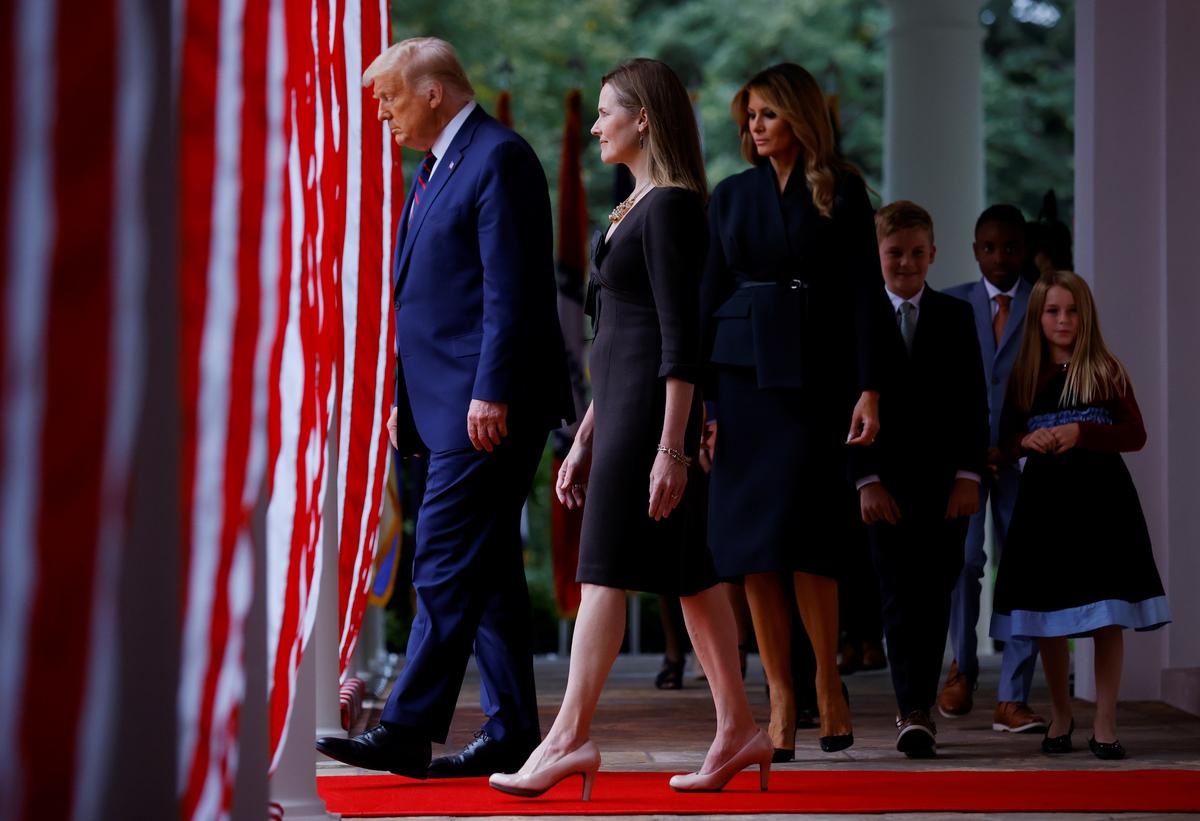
380 424 545 744
868 510 968 717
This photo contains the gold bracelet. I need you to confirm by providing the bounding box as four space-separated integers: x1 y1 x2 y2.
656 444 692 467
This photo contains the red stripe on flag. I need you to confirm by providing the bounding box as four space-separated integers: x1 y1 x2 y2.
20 4 116 819
178 0 272 815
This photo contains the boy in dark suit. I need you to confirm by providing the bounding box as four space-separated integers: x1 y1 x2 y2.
853 201 989 757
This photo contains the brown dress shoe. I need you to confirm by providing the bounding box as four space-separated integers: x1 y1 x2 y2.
859 640 887 671
992 701 1048 733
936 660 975 718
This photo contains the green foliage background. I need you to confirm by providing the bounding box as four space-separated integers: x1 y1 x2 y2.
384 0 1074 652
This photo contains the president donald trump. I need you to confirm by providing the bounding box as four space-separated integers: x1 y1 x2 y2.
317 37 572 779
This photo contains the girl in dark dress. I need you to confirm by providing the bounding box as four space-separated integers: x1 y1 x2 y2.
701 63 891 758
991 270 1169 760
491 59 769 801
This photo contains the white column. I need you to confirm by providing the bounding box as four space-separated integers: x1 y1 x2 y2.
1074 0 1200 709
268 431 342 819
884 0 984 289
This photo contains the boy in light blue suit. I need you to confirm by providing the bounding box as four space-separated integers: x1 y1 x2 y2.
941 205 1046 734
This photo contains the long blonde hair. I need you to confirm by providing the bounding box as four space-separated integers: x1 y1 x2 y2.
731 63 856 217
1010 270 1129 411
601 59 708 199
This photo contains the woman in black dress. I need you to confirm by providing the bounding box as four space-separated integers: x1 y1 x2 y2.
702 63 890 757
491 59 769 800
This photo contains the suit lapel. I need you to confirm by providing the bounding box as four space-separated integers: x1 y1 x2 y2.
394 106 486 293
756 163 792 272
968 280 996 360
392 183 418 292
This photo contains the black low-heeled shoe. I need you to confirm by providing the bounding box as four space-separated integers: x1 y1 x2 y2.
771 747 795 763
819 682 854 752
654 656 684 690
1088 736 1126 760
1041 718 1075 754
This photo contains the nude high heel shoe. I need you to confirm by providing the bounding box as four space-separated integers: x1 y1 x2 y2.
668 729 773 793
488 740 601 801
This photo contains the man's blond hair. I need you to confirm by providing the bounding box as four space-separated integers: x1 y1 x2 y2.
362 36 475 99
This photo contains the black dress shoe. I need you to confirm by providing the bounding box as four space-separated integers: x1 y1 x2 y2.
315 724 431 778
428 729 538 778
1041 718 1074 754
771 747 795 763
1088 736 1126 760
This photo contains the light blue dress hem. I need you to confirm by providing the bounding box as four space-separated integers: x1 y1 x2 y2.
991 596 1170 640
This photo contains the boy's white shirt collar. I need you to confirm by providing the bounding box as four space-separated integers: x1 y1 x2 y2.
983 276 1020 301
428 100 477 179
885 283 926 311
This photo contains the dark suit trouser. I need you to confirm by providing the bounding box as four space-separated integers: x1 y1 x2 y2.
380 424 545 744
868 508 968 717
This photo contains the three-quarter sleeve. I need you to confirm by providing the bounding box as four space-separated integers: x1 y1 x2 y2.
643 188 706 384
1079 378 1148 453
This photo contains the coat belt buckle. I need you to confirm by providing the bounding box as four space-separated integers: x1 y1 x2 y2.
788 278 806 290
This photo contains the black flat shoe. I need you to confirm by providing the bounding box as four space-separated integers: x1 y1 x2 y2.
654 656 684 690
1088 736 1126 760
1041 718 1074 754
771 747 795 763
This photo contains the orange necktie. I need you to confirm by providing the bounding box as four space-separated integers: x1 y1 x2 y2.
993 294 1012 345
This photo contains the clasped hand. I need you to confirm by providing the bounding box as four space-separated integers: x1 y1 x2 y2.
1021 422 1081 455
860 477 980 525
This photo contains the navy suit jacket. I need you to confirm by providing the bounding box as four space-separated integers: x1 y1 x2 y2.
391 106 573 454
944 277 1032 446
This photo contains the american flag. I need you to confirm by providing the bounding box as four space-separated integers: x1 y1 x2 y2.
1 1 152 818
1 0 399 818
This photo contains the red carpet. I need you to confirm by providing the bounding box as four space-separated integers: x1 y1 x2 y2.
317 769 1200 816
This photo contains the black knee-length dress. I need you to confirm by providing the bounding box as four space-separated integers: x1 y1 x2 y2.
576 186 717 596
990 367 1169 640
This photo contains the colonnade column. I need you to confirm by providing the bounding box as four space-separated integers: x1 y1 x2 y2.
1074 0 1200 709
884 0 985 289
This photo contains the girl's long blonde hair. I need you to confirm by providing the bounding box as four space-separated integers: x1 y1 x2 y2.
731 62 856 218
1010 270 1130 411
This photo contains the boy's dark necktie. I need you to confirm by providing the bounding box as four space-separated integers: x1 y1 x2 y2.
898 300 917 354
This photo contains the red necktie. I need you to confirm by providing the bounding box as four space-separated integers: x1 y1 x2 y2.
993 294 1012 345
409 151 436 225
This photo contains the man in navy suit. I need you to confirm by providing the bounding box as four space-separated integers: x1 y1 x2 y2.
317 37 573 779
940 205 1044 734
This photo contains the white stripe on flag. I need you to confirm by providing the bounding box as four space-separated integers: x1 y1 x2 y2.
0 1 56 816
178 0 246 793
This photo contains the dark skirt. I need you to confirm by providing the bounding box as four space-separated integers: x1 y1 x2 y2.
575 288 716 596
991 449 1169 639
707 366 852 579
